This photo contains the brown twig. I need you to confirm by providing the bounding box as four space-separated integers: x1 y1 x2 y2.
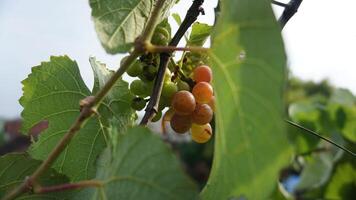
34 180 102 194
140 0 205 125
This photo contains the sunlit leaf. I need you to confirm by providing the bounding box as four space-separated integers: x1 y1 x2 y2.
90 0 175 54
20 56 106 181
201 0 292 199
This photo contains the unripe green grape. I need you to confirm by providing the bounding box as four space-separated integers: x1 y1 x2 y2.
193 65 212 83
192 82 213 104
142 65 157 81
127 60 143 77
151 111 162 122
164 68 172 82
191 123 212 143
177 80 190 91
171 91 196 115
130 79 146 96
192 104 213 125
162 82 178 101
152 33 168 46
155 27 170 39
142 81 153 97
158 98 170 111
131 97 146 111
170 114 192 134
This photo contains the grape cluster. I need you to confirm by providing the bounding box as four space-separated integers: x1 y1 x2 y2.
169 65 214 143
126 25 214 143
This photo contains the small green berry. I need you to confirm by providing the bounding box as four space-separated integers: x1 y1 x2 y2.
131 97 146 111
177 80 190 91
130 79 145 96
127 60 143 77
151 111 162 122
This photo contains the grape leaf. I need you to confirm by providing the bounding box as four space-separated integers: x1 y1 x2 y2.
324 161 356 199
0 153 74 199
74 126 199 200
90 57 136 130
90 0 176 54
201 1 292 199
20 56 106 181
187 22 212 47
172 13 182 25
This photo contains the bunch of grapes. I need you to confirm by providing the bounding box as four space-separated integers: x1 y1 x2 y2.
126 24 215 144
169 65 215 143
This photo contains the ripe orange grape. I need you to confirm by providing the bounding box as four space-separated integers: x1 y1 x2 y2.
170 114 192 134
192 82 213 104
193 65 212 83
171 91 196 115
208 96 215 112
192 104 213 125
191 123 212 143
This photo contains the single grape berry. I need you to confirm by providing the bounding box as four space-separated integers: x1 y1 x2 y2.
208 96 215 112
191 123 212 143
162 82 178 101
171 91 196 115
131 97 146 111
192 104 213 125
177 80 190 91
164 68 172 82
151 111 162 122
142 65 157 81
170 114 192 134
130 79 146 96
127 60 143 77
152 27 170 45
193 65 213 83
192 82 214 104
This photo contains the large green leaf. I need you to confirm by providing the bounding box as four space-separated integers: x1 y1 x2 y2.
0 153 73 199
75 126 199 200
90 0 175 54
20 56 106 181
201 1 291 199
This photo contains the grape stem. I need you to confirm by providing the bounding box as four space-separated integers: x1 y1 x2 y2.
33 180 103 194
146 43 209 53
140 0 205 125
1 0 166 199
278 0 303 28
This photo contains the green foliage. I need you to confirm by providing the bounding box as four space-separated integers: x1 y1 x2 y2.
20 56 106 181
285 78 356 198
187 22 212 46
74 127 199 200
0 153 73 199
90 57 136 129
90 0 175 54
324 160 356 199
201 0 292 199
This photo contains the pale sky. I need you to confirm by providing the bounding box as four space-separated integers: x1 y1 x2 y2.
0 0 355 118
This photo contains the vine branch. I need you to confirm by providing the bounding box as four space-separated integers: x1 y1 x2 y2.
140 0 205 125
34 180 102 194
2 0 166 199
278 0 303 28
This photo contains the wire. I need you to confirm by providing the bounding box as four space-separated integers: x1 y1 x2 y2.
285 119 356 157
